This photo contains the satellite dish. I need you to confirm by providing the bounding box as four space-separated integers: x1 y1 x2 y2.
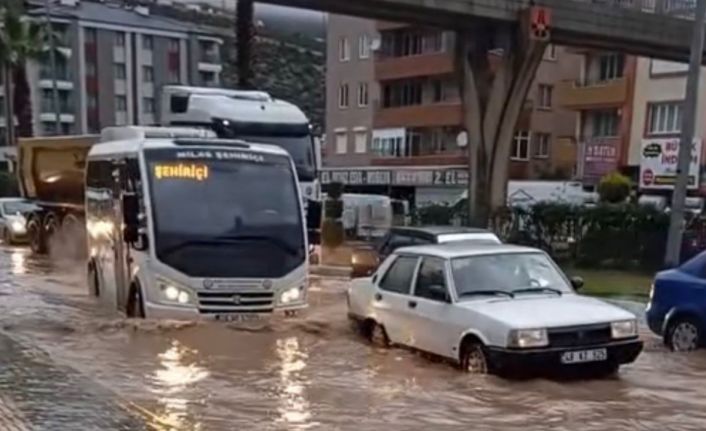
370 37 382 51
456 131 468 148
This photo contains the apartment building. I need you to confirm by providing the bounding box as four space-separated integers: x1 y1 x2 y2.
323 15 581 207
557 51 636 185
0 0 224 138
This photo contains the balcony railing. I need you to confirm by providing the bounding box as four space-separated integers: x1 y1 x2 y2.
557 77 628 109
41 100 74 114
40 68 71 81
200 51 220 64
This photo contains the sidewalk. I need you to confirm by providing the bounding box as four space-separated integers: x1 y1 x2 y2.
0 332 151 430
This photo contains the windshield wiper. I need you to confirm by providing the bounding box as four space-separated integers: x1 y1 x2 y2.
511 287 563 296
458 290 514 298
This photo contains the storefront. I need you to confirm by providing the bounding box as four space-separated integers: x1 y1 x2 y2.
320 166 468 207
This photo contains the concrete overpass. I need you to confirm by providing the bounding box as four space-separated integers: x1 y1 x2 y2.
260 0 704 64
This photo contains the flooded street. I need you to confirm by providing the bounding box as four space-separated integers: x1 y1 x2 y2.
1 246 706 430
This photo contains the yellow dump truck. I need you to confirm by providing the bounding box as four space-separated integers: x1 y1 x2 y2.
17 135 100 254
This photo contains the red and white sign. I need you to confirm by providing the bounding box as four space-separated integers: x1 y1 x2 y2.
639 138 702 190
530 7 552 41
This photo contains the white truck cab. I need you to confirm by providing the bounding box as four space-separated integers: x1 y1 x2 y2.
86 126 309 319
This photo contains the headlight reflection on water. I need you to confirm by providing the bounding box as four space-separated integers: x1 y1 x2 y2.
11 250 27 275
276 337 318 429
150 340 209 430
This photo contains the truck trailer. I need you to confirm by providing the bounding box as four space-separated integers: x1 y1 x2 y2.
17 134 99 255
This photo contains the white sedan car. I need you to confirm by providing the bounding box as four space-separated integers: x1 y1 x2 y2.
347 242 643 375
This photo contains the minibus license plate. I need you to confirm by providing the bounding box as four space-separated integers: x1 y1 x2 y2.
215 313 264 322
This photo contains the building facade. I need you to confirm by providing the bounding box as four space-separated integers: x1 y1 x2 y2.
323 15 582 207
0 0 224 140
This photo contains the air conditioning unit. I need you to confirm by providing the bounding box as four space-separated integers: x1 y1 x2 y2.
134 5 150 16
59 0 79 6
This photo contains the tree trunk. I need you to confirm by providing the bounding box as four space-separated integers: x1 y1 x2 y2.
235 0 255 89
3 63 16 146
456 24 546 227
12 64 33 138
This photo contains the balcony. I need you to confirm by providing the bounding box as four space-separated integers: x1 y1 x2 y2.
375 102 462 128
371 153 466 167
200 51 220 65
557 77 628 110
376 20 409 30
376 52 454 81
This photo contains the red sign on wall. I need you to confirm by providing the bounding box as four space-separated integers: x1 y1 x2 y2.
530 6 552 41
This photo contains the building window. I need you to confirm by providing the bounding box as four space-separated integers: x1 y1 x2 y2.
85 28 96 44
85 62 96 77
648 102 682 135
143 35 153 50
114 63 126 80
544 44 557 60
432 80 443 103
372 135 406 157
142 66 154 83
114 32 125 47
538 84 553 109
338 37 350 62
335 131 348 154
115 96 127 112
592 110 620 137
512 131 531 161
168 38 180 53
359 34 370 59
357 83 368 107
382 80 423 108
143 97 155 114
599 53 624 81
354 131 367 153
338 83 349 109
534 133 550 158
168 69 180 84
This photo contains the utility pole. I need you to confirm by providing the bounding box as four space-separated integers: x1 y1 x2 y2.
45 0 61 135
665 0 706 267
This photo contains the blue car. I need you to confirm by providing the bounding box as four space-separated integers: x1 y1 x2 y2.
647 251 706 351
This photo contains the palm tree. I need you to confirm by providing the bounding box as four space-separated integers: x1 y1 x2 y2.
235 0 255 89
0 5 47 143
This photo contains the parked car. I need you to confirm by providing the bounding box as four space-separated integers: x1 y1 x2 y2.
647 251 706 351
0 198 38 245
351 226 501 278
347 242 643 375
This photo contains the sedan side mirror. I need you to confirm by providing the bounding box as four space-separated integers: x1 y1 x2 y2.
570 276 584 291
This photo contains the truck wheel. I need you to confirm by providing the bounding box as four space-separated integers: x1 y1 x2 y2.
28 219 46 254
126 283 146 319
44 215 59 249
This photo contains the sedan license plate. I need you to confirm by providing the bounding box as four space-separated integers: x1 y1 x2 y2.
561 348 608 364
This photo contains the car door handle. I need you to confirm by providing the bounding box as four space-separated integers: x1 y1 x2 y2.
374 293 383 301
408 300 417 309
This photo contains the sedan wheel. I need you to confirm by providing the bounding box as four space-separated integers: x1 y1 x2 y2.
369 322 389 348
668 318 701 352
461 342 489 374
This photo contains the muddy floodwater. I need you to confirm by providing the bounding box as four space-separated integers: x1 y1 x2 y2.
1 246 706 430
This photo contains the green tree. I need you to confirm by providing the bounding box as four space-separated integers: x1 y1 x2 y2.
235 0 255 89
0 5 48 141
597 172 631 204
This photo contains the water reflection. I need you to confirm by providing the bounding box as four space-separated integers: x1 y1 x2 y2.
275 337 317 429
11 250 27 275
150 340 209 430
